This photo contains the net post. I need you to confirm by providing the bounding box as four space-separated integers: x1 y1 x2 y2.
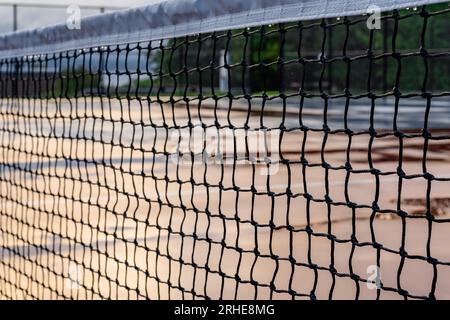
279 24 286 93
13 4 18 31
383 17 388 94
219 49 229 93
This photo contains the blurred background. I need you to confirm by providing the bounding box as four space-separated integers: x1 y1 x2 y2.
0 0 450 300
0 0 163 33
1 1 449 97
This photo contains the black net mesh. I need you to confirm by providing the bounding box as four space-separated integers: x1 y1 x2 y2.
1 5 450 300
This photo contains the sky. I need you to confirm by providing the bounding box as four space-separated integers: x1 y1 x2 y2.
0 0 164 34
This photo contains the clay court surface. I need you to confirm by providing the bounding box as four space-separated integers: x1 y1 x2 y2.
1 97 450 299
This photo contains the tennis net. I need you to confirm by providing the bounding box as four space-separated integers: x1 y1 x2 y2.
1 0 450 300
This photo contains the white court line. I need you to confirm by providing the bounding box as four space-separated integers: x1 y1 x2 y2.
166 173 444 197
4 173 444 208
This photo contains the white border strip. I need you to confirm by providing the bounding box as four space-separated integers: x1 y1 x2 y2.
0 0 446 58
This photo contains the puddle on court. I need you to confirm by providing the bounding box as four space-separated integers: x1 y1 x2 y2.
380 197 450 220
